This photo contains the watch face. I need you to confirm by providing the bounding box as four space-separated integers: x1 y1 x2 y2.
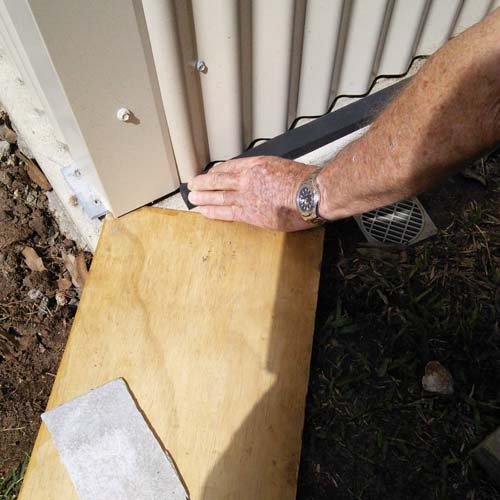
298 186 314 213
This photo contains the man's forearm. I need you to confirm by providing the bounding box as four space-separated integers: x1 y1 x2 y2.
317 9 500 221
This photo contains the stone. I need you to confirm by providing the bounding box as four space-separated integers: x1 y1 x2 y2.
0 140 10 159
422 361 454 395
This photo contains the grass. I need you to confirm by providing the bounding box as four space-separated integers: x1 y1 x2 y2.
0 457 28 500
297 155 500 499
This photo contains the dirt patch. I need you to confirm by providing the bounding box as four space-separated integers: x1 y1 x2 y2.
0 111 91 478
297 156 500 499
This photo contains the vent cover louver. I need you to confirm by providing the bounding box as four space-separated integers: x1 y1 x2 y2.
355 198 436 245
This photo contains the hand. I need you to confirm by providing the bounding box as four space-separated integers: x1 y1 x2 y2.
187 156 318 231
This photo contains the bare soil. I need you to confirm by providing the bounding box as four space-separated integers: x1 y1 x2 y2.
0 112 90 483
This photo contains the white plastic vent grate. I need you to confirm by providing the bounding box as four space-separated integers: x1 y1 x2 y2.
356 198 436 245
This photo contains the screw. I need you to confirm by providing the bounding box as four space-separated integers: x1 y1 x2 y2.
93 198 101 206
74 169 81 177
116 107 131 122
196 60 208 73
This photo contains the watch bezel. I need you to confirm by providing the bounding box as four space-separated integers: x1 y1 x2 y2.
296 169 324 223
297 184 316 215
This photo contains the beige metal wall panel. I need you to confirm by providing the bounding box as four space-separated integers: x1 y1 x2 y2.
27 0 179 216
2 0 497 219
0 0 105 199
453 0 493 36
285 0 307 128
192 0 242 159
142 0 208 181
377 0 428 76
252 0 296 138
416 0 462 55
296 0 343 117
0 0 103 249
335 0 390 96
0 1 65 146
174 0 211 175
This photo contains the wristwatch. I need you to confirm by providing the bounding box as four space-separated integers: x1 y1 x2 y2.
296 168 326 224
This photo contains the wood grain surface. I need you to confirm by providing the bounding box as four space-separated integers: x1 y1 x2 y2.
19 207 324 500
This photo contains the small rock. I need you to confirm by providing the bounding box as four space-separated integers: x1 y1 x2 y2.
27 288 43 301
422 361 454 395
55 291 67 306
0 140 10 159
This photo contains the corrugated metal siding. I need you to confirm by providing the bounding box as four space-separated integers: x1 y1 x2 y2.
143 0 497 181
1 0 497 221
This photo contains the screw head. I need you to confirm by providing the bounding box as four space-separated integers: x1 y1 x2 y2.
116 107 131 122
196 60 208 73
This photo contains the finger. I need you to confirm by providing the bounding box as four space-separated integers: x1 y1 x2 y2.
188 190 239 206
188 171 239 191
199 205 240 222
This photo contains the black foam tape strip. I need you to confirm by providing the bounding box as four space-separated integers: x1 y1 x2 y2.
180 182 196 209
180 80 406 210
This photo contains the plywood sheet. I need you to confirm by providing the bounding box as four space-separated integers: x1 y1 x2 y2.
19 207 323 500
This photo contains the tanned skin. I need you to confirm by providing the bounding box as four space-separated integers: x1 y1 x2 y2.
188 9 500 231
